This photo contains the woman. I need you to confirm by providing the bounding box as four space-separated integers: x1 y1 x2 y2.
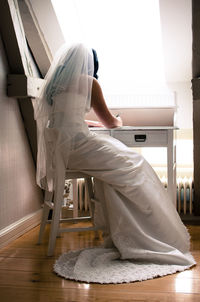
33 43 195 283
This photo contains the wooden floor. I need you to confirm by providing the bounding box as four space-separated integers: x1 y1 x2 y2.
0 222 200 302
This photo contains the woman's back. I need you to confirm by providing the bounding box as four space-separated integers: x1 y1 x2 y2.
48 91 90 137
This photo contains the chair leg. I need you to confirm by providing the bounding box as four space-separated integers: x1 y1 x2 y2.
38 203 51 244
38 191 53 244
72 179 78 218
85 177 101 239
85 178 95 218
47 170 65 256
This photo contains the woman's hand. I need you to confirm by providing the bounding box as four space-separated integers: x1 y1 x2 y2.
111 115 123 128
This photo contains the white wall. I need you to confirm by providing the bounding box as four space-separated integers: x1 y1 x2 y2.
159 0 192 129
0 37 42 232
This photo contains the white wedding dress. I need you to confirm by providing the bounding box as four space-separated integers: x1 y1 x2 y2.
49 92 196 283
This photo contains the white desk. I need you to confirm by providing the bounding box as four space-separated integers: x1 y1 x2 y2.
90 126 177 206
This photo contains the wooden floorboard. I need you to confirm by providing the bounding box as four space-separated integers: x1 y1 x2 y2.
0 223 199 302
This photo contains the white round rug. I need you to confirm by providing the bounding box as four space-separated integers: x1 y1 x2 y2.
54 247 195 284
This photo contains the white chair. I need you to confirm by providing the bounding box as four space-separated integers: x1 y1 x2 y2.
38 168 100 256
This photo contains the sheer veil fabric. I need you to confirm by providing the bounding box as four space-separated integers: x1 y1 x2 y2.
32 43 94 191
33 43 196 283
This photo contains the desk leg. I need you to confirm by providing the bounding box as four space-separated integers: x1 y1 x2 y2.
167 129 177 207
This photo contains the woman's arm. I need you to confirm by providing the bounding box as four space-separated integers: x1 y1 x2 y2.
91 78 123 128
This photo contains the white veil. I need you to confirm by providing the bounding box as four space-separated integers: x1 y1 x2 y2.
32 43 94 191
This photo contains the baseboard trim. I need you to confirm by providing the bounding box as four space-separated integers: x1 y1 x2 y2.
0 209 42 249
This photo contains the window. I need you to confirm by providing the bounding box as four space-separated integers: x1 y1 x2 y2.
51 0 166 97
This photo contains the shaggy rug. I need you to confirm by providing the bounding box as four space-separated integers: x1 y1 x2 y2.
54 247 195 284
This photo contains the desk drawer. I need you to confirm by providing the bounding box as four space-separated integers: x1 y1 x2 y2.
112 130 168 147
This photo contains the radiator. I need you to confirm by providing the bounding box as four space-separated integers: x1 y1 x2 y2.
74 177 194 215
77 178 90 212
161 176 194 215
